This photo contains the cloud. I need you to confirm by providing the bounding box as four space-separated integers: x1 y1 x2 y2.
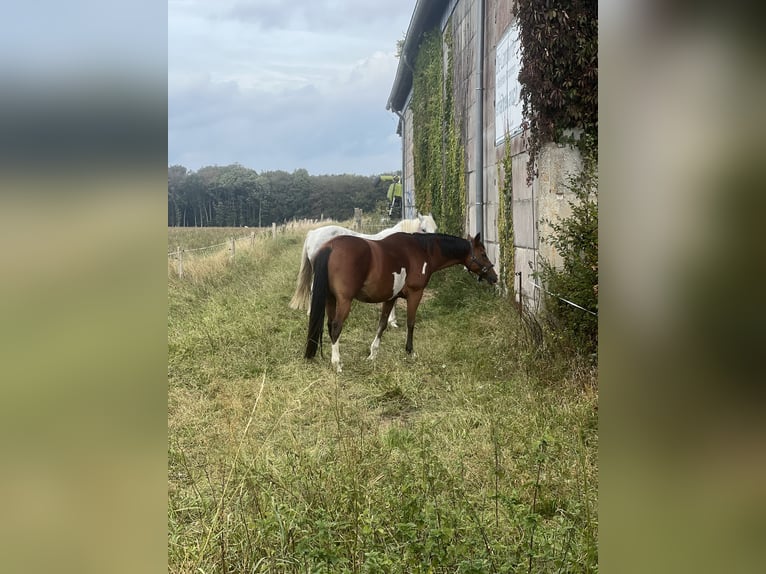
224 1 411 33
169 0 413 174
168 56 402 174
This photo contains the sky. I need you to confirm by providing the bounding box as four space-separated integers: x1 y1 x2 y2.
169 0 416 176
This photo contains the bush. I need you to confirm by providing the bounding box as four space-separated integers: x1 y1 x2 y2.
537 146 598 356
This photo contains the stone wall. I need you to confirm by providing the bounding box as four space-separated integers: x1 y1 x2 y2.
398 0 584 310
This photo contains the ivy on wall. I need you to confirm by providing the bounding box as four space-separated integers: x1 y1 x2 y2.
411 27 466 236
497 132 515 296
516 0 598 183
514 0 598 352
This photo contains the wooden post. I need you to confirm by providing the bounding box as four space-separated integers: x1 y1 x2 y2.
250 231 255 247
516 272 523 313
354 208 362 231
177 246 183 278
272 223 276 239
230 237 235 258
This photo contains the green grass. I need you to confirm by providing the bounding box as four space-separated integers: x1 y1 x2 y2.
168 226 598 573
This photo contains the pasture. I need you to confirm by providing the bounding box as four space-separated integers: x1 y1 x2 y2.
168 225 598 573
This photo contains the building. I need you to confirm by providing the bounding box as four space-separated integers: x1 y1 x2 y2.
386 0 594 310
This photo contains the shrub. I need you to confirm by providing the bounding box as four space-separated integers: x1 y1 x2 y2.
537 142 598 355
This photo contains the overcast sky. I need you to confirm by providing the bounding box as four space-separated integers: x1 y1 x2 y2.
169 0 416 175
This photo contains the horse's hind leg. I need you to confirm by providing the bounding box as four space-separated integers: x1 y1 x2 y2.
327 297 351 373
404 290 424 355
387 301 398 328
368 299 397 360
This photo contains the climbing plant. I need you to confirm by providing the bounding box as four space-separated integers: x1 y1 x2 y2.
442 28 466 235
411 27 466 236
497 131 515 296
514 0 598 354
516 0 598 183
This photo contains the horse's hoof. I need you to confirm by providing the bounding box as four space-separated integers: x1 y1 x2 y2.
388 321 399 328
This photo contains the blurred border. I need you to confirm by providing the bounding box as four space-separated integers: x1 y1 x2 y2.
3 1 765 571
601 1 765 572
0 2 167 572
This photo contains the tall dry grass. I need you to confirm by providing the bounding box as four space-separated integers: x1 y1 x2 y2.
168 226 597 573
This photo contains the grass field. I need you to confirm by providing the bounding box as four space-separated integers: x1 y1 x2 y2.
168 225 598 573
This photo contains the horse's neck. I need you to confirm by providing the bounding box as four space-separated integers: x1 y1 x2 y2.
393 219 416 233
424 238 470 272
374 219 413 239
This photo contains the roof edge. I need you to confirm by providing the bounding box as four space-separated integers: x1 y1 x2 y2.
386 1 447 113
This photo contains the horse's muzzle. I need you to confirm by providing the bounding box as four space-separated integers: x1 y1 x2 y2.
479 269 498 285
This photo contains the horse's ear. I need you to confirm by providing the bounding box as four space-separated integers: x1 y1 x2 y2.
474 232 482 243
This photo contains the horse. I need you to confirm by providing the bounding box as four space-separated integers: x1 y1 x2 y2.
304 232 498 372
289 213 437 327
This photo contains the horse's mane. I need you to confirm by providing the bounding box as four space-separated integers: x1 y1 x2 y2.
396 219 420 233
411 233 470 260
394 213 437 233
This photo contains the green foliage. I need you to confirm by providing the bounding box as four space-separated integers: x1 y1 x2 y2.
514 1 598 353
168 228 598 573
168 165 394 227
497 132 515 295
395 34 406 59
537 138 598 354
411 27 466 236
517 0 598 183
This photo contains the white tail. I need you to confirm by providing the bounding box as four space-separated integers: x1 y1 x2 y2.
289 240 313 310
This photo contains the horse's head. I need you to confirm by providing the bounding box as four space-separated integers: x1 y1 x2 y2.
417 212 438 233
465 233 498 285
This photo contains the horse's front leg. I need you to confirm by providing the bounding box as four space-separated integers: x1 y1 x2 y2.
369 299 397 360
404 290 424 355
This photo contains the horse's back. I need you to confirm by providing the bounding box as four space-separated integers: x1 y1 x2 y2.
307 215 436 260
326 235 375 267
306 225 359 260
376 232 424 255
324 235 373 294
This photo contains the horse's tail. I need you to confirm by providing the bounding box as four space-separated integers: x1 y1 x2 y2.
289 238 313 310
305 245 331 359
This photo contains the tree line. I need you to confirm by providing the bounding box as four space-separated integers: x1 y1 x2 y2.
168 164 398 227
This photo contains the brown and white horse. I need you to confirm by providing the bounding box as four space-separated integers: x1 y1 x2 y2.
289 213 437 328
304 232 497 372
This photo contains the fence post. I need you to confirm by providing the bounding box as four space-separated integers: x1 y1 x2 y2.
230 237 235 258
516 272 522 313
354 208 362 231
177 246 183 278
272 223 276 239
250 231 255 247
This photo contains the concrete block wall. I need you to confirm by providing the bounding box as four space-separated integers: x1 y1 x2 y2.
403 107 416 219
397 0 585 311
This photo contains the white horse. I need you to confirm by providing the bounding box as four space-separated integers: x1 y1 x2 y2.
289 213 437 327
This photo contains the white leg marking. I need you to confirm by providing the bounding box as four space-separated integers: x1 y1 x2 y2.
421 262 428 275
367 335 381 360
387 307 398 328
331 341 342 372
391 267 407 299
